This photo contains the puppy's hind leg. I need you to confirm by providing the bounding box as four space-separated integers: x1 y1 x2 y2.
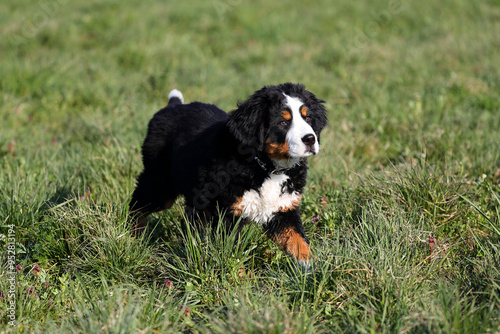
129 171 177 235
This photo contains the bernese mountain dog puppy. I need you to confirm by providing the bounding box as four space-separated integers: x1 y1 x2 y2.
130 83 327 268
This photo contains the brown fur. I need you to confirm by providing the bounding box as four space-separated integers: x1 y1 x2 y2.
300 106 308 117
265 140 290 160
272 227 311 261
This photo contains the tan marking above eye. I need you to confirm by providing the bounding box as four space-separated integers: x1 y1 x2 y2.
300 106 308 117
281 110 292 121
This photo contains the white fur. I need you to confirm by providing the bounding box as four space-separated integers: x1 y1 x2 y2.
272 157 301 170
238 174 301 224
168 89 184 104
284 94 319 157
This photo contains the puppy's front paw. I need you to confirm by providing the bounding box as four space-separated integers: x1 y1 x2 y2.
298 259 313 273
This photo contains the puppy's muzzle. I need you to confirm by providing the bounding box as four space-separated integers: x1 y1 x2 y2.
302 134 317 154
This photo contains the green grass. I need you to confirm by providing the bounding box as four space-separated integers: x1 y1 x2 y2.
1 0 500 332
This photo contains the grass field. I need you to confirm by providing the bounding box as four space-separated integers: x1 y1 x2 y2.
1 0 500 332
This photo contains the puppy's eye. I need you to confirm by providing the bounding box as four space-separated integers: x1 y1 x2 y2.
280 120 288 126
305 116 312 123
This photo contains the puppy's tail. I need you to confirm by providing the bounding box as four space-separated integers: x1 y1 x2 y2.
167 89 184 106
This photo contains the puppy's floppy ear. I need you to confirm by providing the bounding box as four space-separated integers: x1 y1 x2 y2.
227 87 277 151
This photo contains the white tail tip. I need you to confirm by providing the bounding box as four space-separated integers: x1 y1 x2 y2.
168 89 184 104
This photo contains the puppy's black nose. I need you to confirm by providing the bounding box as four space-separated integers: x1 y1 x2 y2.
301 134 316 146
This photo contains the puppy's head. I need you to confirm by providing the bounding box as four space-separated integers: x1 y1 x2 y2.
228 83 327 168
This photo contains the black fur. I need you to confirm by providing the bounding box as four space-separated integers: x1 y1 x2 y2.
130 83 327 265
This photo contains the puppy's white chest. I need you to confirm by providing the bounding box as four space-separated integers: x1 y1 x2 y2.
234 174 301 224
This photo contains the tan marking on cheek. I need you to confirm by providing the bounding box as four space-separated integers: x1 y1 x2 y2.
300 106 308 118
265 139 290 160
272 227 311 261
281 110 292 121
